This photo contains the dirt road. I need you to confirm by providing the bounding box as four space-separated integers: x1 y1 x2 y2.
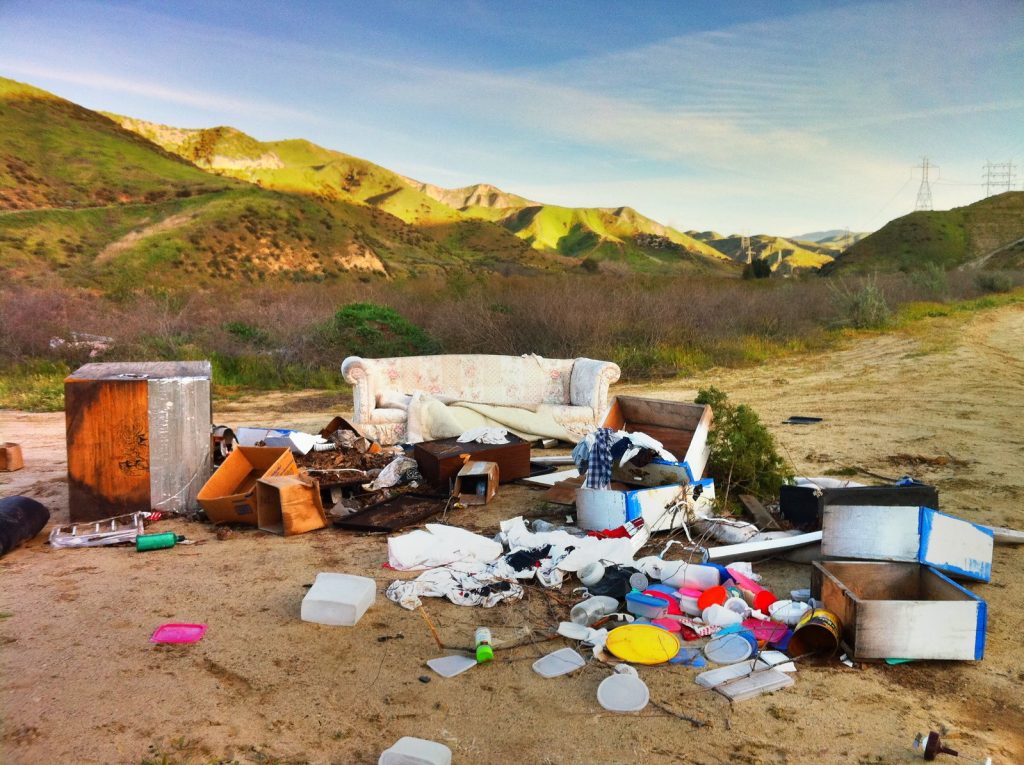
1 304 1022 764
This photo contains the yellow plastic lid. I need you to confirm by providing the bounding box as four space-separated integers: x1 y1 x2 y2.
605 623 682 665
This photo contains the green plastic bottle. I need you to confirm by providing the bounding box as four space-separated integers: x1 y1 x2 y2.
475 627 494 663
136 532 184 552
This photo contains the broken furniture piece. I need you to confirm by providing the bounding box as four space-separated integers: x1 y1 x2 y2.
48 511 145 549
341 354 620 445
414 434 530 489
64 361 212 522
780 480 938 531
602 396 712 482
812 561 986 661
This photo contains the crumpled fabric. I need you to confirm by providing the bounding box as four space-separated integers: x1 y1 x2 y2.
385 560 524 610
457 426 509 444
573 429 676 473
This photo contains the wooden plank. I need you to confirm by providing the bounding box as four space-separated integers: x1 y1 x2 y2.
853 600 980 660
817 561 921 601
540 476 584 505
68 361 211 380
739 494 779 530
919 509 993 581
822 505 921 561
521 468 580 487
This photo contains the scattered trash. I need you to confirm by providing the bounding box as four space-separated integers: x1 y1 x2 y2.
150 623 207 644
704 631 758 664
605 624 680 664
335 494 446 533
414 434 531 488
301 572 376 627
378 736 452 765
0 442 24 472
533 647 586 678
597 665 649 712
715 667 795 702
0 496 50 557
787 607 842 657
913 731 959 761
782 416 822 425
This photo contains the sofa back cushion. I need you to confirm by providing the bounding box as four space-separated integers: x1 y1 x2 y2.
368 354 574 406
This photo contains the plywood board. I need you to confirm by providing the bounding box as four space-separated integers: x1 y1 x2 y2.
822 505 921 561
521 468 580 487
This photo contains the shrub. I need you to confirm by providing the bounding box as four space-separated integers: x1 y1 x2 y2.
223 320 270 347
975 272 1013 294
911 262 950 298
695 386 792 506
319 302 440 358
742 258 772 279
829 275 891 329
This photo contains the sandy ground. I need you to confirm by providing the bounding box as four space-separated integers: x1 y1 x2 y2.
1 304 1023 765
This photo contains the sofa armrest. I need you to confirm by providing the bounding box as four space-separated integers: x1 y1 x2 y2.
569 358 621 417
341 356 375 423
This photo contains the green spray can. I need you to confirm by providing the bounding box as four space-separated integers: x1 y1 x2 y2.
136 532 185 552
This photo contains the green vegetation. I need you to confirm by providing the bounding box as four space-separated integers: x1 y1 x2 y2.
829 276 892 329
975 271 1013 293
318 302 440 358
695 386 793 505
0 360 69 410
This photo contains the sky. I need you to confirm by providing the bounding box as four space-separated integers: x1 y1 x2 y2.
1 0 1022 235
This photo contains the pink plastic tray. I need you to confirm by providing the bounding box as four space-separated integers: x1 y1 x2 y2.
150 623 207 644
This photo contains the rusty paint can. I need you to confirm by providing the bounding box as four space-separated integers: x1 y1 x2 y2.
787 608 842 657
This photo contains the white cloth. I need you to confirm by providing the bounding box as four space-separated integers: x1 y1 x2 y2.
457 426 509 444
387 524 503 571
385 560 524 610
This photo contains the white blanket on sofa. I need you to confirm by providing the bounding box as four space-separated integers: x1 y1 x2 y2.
405 392 576 444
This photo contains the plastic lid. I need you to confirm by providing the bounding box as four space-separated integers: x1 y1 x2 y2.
557 621 592 641
426 654 477 678
697 585 727 611
476 644 494 663
532 647 586 678
150 623 207 644
754 590 778 611
597 669 650 712
605 623 681 665
704 632 756 664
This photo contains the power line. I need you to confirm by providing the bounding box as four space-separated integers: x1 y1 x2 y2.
982 160 1017 196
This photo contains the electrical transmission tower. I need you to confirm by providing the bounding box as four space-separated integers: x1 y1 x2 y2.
982 161 1016 196
739 234 753 262
914 157 935 211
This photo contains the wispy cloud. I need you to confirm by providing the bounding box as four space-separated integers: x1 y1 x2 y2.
0 61 317 123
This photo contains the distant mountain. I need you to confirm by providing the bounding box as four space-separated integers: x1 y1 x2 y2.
107 113 734 273
700 233 834 273
794 229 868 244
824 192 1024 274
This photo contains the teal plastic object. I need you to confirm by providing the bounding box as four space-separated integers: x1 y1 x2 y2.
136 532 182 552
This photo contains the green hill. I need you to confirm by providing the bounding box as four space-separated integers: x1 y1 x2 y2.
109 114 734 272
0 77 551 287
824 192 1024 274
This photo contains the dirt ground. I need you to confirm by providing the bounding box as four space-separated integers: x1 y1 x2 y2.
2 304 1023 765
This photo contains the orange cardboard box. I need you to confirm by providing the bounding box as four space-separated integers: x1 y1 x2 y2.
0 442 24 472
256 475 328 536
197 446 297 525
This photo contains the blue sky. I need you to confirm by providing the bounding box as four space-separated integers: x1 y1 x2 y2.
1 0 1021 235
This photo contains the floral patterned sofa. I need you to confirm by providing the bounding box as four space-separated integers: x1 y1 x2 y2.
341 354 621 445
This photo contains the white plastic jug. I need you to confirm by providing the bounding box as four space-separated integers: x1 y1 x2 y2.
656 561 720 590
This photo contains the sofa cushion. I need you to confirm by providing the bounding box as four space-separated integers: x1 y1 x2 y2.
368 354 573 406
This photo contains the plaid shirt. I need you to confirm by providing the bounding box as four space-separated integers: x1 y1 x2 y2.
585 427 614 489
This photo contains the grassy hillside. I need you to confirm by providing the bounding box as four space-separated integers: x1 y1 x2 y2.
0 79 233 210
110 114 735 272
1 78 559 287
826 192 1024 274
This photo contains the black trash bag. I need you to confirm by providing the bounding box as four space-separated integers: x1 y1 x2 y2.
0 496 50 557
584 564 639 602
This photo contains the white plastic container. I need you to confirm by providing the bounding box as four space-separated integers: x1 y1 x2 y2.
676 587 702 616
378 736 452 765
701 603 742 627
301 572 376 626
577 560 605 586
570 595 619 626
655 560 721 590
